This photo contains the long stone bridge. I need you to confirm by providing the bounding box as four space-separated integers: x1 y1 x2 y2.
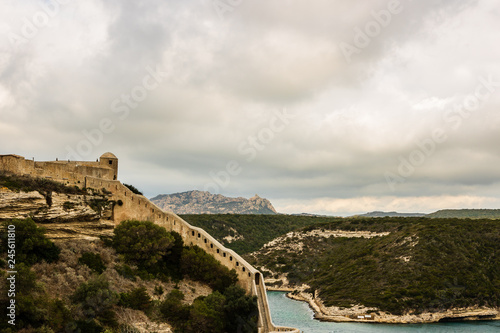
0 152 300 333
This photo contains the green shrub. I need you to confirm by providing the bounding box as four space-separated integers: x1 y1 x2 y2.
0 218 60 265
78 252 106 274
160 289 190 330
0 172 85 195
187 292 226 333
123 183 143 195
154 285 164 296
112 220 174 269
89 198 109 215
74 320 104 333
119 287 151 312
71 275 118 324
115 264 136 281
223 285 258 333
63 201 75 210
180 246 238 293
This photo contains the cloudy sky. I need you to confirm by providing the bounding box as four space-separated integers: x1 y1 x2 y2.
1 0 500 215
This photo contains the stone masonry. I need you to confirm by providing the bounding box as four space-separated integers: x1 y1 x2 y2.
0 152 299 333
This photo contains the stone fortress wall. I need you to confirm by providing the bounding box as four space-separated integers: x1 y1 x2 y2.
0 153 118 187
0 152 299 333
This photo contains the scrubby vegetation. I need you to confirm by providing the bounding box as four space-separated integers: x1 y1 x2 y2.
181 214 328 254
159 286 257 333
78 252 106 274
0 171 85 195
247 216 500 315
123 183 143 195
0 218 257 332
1 218 60 265
427 209 500 219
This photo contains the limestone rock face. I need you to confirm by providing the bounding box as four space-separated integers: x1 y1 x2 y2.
0 188 114 239
151 190 278 214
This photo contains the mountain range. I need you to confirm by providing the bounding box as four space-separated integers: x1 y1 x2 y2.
151 190 278 215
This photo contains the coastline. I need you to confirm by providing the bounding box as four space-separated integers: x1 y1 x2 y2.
266 286 500 324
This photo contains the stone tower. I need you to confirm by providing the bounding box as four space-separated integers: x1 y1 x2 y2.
99 152 118 180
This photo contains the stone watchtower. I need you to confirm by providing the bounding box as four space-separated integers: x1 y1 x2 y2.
99 152 118 180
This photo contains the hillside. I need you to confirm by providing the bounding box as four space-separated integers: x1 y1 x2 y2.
151 191 277 215
0 172 258 332
180 214 334 254
355 211 426 218
245 217 500 323
0 218 258 332
427 209 500 219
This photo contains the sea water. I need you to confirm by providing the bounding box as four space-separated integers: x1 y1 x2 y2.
267 291 500 333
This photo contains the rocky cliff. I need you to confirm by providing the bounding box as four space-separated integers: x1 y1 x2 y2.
151 190 278 214
0 187 114 239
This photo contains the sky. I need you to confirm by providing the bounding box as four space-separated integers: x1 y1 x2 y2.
1 0 500 216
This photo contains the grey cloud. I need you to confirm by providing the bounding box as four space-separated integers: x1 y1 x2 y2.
0 0 499 214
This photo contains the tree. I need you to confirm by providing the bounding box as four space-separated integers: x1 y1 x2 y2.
223 285 258 333
119 286 152 312
160 289 190 331
112 220 174 269
187 292 226 333
71 275 119 325
78 252 106 274
180 246 238 292
1 218 60 265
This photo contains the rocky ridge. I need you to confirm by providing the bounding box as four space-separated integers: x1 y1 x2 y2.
151 190 278 214
0 187 114 239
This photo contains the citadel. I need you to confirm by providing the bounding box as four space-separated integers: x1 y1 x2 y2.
0 152 299 333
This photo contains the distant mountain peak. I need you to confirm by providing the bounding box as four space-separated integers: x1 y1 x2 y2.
151 191 278 215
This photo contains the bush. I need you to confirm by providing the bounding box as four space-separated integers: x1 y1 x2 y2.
78 252 106 274
71 275 118 324
45 299 73 332
115 264 136 281
154 285 164 296
123 183 143 195
223 285 258 333
0 218 60 265
186 292 226 333
160 289 190 330
112 220 175 269
119 287 151 312
181 246 238 293
63 201 75 210
74 320 104 333
0 172 86 195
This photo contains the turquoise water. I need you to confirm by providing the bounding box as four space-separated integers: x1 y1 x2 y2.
267 291 500 333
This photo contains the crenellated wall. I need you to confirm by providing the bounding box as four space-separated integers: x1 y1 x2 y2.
0 154 299 333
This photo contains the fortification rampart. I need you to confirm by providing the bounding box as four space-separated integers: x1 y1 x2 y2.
0 153 118 187
0 153 299 333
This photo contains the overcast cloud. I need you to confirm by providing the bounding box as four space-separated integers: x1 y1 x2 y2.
1 0 500 215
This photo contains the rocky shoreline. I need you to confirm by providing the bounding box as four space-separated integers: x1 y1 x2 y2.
266 286 500 324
